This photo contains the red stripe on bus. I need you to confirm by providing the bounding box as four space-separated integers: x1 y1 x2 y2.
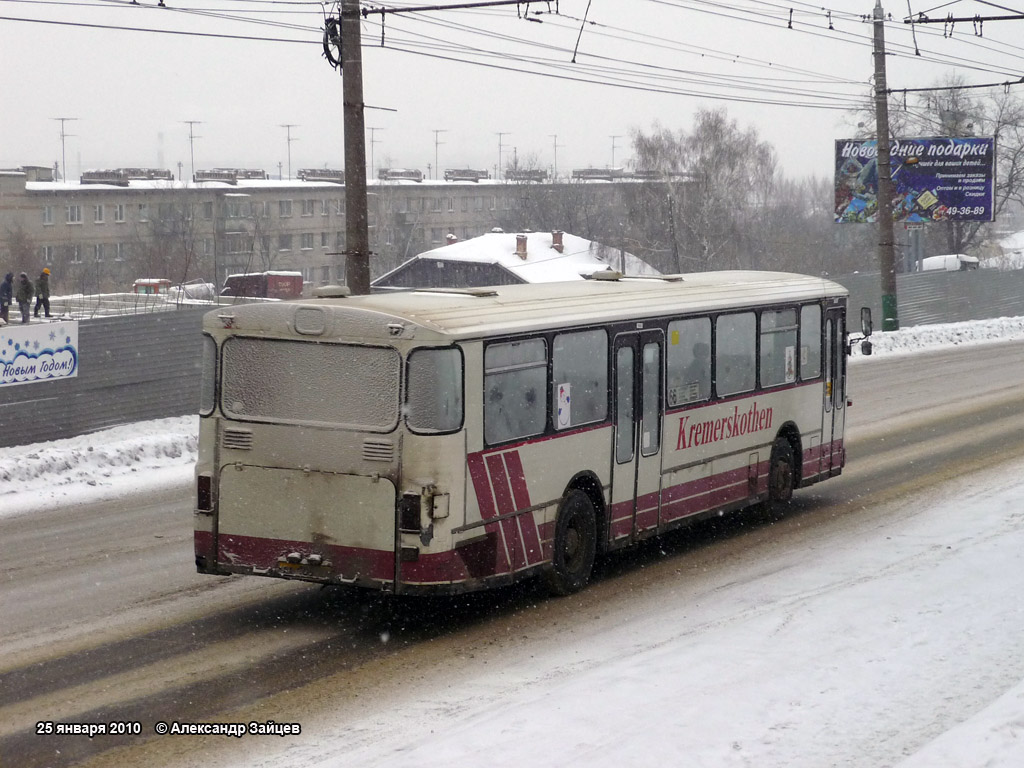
466 453 512 574
504 451 544 566
217 533 394 581
486 453 526 571
194 530 213 559
214 531 515 585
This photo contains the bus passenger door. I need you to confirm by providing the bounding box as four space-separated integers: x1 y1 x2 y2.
822 308 847 476
610 331 664 545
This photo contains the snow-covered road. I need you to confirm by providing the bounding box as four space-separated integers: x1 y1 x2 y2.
2 316 1024 767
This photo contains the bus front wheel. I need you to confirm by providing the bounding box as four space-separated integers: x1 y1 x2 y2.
543 490 597 596
768 437 795 506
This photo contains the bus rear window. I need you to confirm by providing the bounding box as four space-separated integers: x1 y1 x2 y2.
221 337 400 430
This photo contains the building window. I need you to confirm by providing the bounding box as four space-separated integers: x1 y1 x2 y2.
115 204 125 223
301 199 315 217
320 265 331 284
447 197 455 212
278 233 293 251
430 197 443 212
431 228 444 243
40 245 55 263
203 201 213 219
94 204 104 223
94 243 104 262
43 205 54 225
115 243 126 261
204 239 213 256
138 203 149 222
70 244 82 263
320 232 330 248
321 199 330 217
279 200 293 217
300 233 314 250
66 205 82 224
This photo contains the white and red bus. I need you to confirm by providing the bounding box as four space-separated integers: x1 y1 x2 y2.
194 271 868 595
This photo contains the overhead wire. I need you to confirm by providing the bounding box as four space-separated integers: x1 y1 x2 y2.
2 0 1022 112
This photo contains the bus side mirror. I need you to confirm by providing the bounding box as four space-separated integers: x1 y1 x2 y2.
860 340 872 356
860 307 872 337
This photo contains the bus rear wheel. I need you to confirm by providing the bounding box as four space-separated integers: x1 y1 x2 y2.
768 437 795 506
543 490 597 596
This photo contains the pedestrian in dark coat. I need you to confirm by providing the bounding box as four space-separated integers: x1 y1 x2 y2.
34 267 52 318
0 272 13 324
15 272 33 324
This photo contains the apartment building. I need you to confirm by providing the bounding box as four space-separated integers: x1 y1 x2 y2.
0 164 663 295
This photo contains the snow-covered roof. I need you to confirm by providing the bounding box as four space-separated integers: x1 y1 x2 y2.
379 231 659 285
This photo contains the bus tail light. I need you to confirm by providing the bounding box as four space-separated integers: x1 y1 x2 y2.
197 474 213 512
398 494 420 532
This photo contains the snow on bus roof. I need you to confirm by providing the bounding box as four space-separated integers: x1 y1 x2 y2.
209 271 845 340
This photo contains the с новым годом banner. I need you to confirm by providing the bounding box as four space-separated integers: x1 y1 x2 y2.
834 137 995 224
1 321 79 387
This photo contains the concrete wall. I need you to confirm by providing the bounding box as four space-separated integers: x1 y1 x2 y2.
0 308 207 449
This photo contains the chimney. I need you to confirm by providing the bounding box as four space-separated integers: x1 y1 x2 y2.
516 234 528 260
551 230 564 254
446 233 458 245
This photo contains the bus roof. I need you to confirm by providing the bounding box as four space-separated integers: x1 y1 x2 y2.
206 271 847 341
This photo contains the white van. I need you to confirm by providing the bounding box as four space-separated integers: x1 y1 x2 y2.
920 254 980 272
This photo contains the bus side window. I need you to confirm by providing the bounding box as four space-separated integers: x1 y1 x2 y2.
800 304 822 379
484 339 548 445
666 317 711 406
406 347 464 433
759 308 798 388
551 329 608 429
715 312 756 396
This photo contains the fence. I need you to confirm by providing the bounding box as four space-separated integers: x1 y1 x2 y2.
835 268 1024 327
0 308 207 449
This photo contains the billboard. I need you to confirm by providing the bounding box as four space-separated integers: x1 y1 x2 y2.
0 321 79 388
834 137 995 224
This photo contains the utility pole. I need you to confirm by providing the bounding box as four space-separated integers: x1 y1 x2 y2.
340 0 371 294
496 132 509 180
367 127 382 180
433 129 447 180
610 135 622 168
280 124 298 180
182 120 202 182
549 133 562 179
335 0 547 290
51 117 77 181
873 0 899 331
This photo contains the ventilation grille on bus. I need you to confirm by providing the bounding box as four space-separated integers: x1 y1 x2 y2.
222 428 254 451
362 438 395 462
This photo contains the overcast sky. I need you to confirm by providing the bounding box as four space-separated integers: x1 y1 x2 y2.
2 0 1022 182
